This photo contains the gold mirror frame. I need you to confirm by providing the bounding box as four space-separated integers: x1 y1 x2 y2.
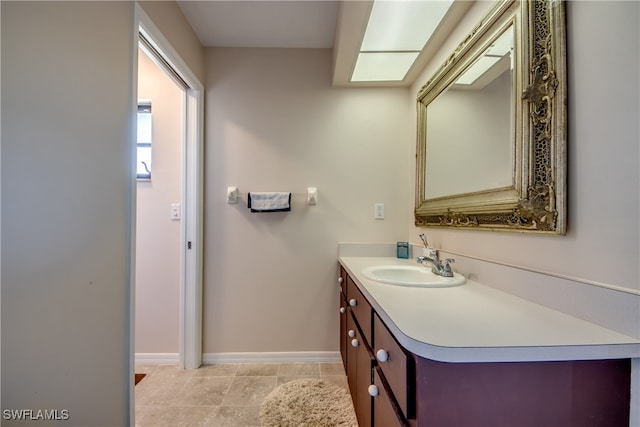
415 0 566 234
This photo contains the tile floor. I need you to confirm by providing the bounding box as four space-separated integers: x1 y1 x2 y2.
135 362 354 427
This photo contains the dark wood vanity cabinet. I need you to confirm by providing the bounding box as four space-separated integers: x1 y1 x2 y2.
411 356 631 427
340 267 409 427
338 267 632 427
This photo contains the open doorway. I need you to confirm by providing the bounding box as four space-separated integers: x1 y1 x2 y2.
129 6 204 424
135 43 185 364
130 0 204 396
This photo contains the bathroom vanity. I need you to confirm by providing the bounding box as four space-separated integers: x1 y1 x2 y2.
338 256 640 427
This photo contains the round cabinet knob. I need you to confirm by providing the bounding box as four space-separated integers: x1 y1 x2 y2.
351 338 359 348
338 277 343 284
348 329 355 338
368 385 379 397
376 349 389 362
340 307 346 314
349 299 357 307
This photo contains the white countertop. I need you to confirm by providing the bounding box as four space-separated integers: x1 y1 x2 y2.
339 256 640 363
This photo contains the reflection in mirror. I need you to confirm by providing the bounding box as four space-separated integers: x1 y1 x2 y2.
415 0 566 234
425 26 514 199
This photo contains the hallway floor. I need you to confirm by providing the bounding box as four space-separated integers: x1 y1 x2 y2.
135 362 352 426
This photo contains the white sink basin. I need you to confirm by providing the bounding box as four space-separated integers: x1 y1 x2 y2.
362 265 466 288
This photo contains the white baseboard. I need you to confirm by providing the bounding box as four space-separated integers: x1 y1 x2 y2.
135 353 180 365
203 351 342 365
135 351 341 366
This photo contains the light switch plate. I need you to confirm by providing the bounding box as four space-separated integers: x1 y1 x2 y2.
307 187 318 205
171 203 181 220
374 203 384 219
227 186 238 204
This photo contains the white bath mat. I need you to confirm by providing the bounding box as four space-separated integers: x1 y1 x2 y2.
260 378 358 427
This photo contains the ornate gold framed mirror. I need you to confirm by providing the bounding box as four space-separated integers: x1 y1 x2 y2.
415 0 567 234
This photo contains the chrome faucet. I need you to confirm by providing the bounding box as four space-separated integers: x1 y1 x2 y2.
416 250 455 278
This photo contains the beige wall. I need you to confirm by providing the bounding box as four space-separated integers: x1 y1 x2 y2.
1 1 205 424
410 0 639 336
135 49 183 354
138 0 205 84
1 2 134 424
203 47 412 354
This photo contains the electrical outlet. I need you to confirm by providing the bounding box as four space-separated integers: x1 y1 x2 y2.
374 203 385 219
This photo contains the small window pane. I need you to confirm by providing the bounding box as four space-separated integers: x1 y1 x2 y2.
137 146 152 180
137 102 152 180
137 112 152 144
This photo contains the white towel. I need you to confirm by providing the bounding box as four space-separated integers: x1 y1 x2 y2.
248 192 291 212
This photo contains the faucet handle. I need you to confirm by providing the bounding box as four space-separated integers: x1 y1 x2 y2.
442 258 455 276
424 247 439 261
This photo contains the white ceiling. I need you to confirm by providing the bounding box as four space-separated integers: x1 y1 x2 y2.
176 0 473 87
177 1 340 48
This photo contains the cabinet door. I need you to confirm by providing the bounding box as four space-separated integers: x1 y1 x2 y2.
373 313 412 419
346 310 358 400
347 311 373 427
372 367 408 427
354 321 373 427
339 289 347 368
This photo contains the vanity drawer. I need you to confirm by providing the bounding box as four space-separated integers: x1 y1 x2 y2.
372 367 408 427
373 312 413 419
347 275 372 345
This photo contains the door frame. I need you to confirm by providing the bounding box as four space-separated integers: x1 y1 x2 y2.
129 3 204 418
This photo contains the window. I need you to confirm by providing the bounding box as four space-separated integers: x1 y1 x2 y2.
137 101 152 180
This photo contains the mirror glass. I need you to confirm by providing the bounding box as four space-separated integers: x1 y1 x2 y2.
415 0 567 234
425 26 514 199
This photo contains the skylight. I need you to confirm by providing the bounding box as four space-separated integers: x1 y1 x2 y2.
351 0 455 82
